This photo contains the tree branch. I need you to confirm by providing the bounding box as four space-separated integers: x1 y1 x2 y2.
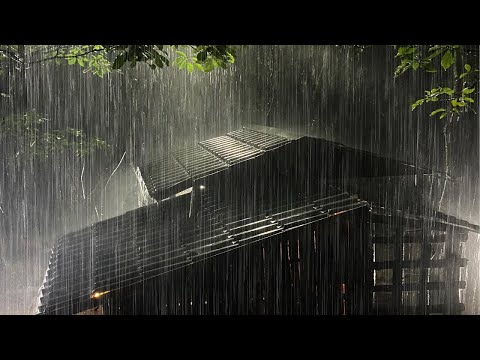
29 47 106 64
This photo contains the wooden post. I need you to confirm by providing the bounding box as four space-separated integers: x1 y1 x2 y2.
417 220 429 315
392 225 403 314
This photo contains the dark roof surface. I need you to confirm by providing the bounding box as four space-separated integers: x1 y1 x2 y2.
39 186 367 314
139 127 435 202
140 128 290 200
39 127 479 314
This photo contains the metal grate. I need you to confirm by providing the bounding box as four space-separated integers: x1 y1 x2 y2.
199 135 264 164
227 128 290 150
140 157 190 198
173 145 228 179
139 128 290 200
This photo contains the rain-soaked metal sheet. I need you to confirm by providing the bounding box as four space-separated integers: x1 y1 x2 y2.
41 126 480 314
139 128 290 200
39 187 368 314
226 128 291 150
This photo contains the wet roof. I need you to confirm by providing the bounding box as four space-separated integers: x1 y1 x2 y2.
140 128 291 200
39 127 480 314
39 187 368 314
140 127 439 201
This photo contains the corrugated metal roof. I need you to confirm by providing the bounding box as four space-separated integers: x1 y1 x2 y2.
174 144 229 178
38 127 480 314
139 128 291 200
224 128 290 150
199 135 263 164
39 187 367 314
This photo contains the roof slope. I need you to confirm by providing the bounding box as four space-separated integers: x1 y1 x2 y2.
39 127 479 314
39 187 367 314
139 127 431 202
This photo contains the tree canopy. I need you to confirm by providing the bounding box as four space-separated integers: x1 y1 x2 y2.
0 45 239 159
0 44 478 162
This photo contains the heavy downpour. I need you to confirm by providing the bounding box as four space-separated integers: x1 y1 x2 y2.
0 45 479 315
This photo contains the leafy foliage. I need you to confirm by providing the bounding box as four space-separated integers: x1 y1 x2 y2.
106 45 170 70
38 45 238 76
395 45 478 121
1 44 239 79
394 45 463 77
0 110 109 159
0 45 238 161
47 45 111 77
107 45 237 73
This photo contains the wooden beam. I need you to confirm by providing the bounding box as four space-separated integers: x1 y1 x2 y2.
373 258 468 270
374 280 466 292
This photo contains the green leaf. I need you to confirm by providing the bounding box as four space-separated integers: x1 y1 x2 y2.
186 62 194 73
93 45 104 51
193 62 204 71
397 46 415 57
425 50 443 61
405 46 415 55
451 99 458 107
443 87 454 96
67 57 76 65
439 112 447 119
459 72 468 79
175 50 186 58
396 46 407 56
430 108 446 116
462 87 475 94
411 99 424 110
441 50 454 71
77 58 84 67
394 61 410 77
465 64 471 72
412 62 419 70
429 45 445 52
177 58 187 69
463 97 474 103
